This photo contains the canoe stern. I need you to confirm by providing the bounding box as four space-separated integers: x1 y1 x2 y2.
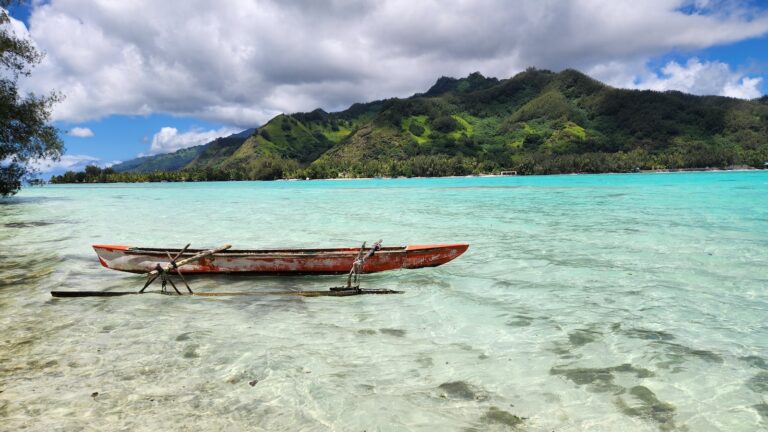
403 244 469 269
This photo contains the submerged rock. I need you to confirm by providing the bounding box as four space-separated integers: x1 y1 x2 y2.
438 381 488 401
741 356 768 370
568 329 601 347
658 342 723 364
615 385 677 431
624 328 676 341
480 406 526 428
182 344 200 359
416 356 434 368
550 363 654 394
753 402 768 420
747 372 768 393
549 343 572 357
379 328 406 337
611 363 655 378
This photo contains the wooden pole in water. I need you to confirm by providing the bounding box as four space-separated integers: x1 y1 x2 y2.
51 288 401 298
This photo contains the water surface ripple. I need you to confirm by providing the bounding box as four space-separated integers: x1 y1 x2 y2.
1 172 767 431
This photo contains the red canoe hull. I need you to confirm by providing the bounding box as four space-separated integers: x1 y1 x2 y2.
92 244 469 275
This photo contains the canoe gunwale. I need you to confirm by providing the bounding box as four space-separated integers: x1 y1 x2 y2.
121 245 409 257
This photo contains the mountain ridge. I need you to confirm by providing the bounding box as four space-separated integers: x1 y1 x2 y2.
63 68 768 182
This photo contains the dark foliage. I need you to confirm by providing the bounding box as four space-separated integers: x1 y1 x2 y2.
408 122 425 136
0 1 63 196
431 115 460 133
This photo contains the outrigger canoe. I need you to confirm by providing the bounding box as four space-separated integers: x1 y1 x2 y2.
93 243 469 275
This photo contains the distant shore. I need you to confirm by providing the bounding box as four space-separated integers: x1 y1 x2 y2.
41 165 767 186
291 165 766 181
317 166 765 182
637 165 761 174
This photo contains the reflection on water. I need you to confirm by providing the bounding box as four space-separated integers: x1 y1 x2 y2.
1 172 767 430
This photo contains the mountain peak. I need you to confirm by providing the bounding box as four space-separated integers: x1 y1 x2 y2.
553 68 605 95
292 108 330 123
423 72 500 96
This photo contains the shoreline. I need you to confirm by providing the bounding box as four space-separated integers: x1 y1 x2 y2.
38 166 768 186
320 166 765 182
637 165 762 174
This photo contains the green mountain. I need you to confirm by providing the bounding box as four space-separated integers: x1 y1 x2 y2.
110 146 204 172
69 68 768 182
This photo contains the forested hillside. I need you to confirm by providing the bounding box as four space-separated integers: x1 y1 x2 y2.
52 68 768 183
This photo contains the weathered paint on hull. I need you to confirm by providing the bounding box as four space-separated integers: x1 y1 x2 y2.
92 244 469 275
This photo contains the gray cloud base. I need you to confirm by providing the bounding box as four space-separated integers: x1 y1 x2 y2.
16 0 768 128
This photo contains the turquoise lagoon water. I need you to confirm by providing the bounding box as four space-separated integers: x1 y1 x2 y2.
1 171 767 431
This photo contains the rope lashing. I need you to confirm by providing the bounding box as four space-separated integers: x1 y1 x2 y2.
346 240 382 289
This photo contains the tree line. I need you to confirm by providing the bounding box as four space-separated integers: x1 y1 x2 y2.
50 145 768 185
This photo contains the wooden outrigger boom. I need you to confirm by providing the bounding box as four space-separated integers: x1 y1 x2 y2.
50 288 401 298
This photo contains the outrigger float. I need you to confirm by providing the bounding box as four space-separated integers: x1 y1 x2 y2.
51 241 469 298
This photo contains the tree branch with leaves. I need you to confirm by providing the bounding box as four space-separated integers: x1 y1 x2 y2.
0 0 63 196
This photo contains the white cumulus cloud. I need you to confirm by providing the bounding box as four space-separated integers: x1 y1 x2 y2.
147 126 241 155
11 0 768 126
590 58 764 99
68 126 94 137
722 76 764 99
28 154 100 173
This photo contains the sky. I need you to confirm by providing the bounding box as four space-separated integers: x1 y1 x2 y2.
5 0 768 174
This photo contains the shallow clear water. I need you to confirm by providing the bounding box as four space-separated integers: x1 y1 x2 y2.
1 172 767 431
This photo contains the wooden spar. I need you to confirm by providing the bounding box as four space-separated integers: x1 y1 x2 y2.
147 244 232 276
51 291 136 297
51 288 401 298
140 244 232 294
